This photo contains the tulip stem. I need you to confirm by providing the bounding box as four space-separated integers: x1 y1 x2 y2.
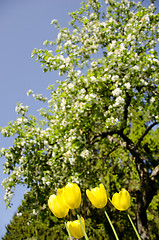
104 209 119 240
127 213 141 240
64 222 73 240
77 214 89 240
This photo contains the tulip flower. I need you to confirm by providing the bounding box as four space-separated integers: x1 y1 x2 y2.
86 183 107 208
48 194 69 218
110 189 141 239
110 188 130 211
60 183 81 209
67 217 85 239
87 184 119 240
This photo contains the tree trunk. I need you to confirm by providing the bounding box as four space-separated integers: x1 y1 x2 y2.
136 199 150 240
136 179 157 240
107 130 159 240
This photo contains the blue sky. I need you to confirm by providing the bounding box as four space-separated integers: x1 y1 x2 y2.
0 0 158 238
0 0 81 237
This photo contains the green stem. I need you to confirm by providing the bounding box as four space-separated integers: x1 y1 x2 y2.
104 209 119 240
127 213 141 240
64 222 73 240
77 214 89 240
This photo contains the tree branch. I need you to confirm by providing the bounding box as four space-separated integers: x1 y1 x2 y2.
121 91 131 130
135 121 158 149
106 143 120 157
90 130 118 145
151 165 159 181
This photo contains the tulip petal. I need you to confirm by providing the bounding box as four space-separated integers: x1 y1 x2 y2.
48 194 69 218
62 183 81 209
86 189 101 208
67 217 85 239
111 188 130 211
86 183 107 208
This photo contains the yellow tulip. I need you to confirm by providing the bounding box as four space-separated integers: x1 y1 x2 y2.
67 217 85 239
48 194 69 218
110 188 130 211
60 183 81 209
86 183 107 208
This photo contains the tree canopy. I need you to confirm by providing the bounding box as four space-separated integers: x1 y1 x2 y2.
1 0 159 239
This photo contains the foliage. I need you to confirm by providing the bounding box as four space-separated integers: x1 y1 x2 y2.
1 0 159 239
2 191 68 240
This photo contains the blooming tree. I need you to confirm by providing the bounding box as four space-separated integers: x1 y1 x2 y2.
1 0 159 239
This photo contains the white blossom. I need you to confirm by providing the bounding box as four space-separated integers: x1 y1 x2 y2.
70 174 80 184
79 88 86 94
133 65 140 71
112 75 119 82
32 209 37 215
27 89 33 96
61 98 66 110
150 97 155 103
16 118 23 125
124 82 131 89
141 79 148 85
120 43 125 51
114 96 125 106
1 128 8 136
54 103 58 112
68 157 75 165
16 212 22 217
142 14 150 24
112 88 122 96
80 149 89 158
100 22 107 28
90 76 96 82
0 148 5 154
91 61 97 67
67 83 74 90
110 40 116 49
75 70 81 77
107 51 113 56
51 19 57 25
44 140 48 146
85 93 97 101
106 116 119 125
64 150 71 157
